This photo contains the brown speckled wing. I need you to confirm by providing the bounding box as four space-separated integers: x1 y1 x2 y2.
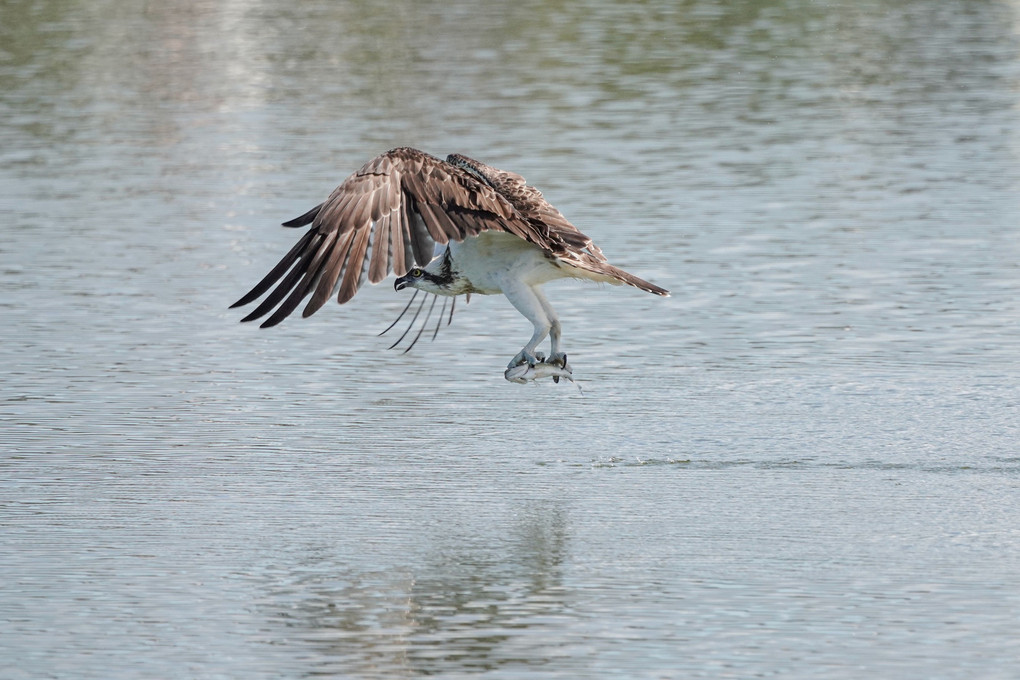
231 147 545 327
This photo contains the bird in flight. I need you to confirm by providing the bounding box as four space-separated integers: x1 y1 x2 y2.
231 147 669 381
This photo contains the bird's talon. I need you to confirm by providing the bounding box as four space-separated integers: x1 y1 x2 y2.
548 352 569 370
508 351 541 370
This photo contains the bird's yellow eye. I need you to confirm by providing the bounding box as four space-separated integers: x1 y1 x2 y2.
410 268 423 277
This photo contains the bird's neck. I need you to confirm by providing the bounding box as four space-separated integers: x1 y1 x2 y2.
419 250 471 296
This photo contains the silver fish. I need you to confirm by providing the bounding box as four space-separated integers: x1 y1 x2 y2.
504 360 576 387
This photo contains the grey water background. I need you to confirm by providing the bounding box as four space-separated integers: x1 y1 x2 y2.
2 0 1020 677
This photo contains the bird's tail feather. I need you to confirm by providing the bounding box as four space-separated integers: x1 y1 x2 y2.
604 264 669 296
567 259 669 297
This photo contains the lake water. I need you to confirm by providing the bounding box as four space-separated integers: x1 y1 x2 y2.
2 1 1019 678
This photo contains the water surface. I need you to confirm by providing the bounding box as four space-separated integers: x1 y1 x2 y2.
2 1 1019 678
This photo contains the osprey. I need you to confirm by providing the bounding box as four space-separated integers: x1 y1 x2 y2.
231 147 669 381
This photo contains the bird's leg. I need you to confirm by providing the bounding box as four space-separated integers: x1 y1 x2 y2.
500 281 552 368
533 288 567 370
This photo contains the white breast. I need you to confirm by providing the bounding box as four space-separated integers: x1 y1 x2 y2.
449 232 569 295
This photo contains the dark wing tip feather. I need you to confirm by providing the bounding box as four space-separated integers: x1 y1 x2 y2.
231 230 317 312
258 315 285 329
281 203 324 227
235 249 311 324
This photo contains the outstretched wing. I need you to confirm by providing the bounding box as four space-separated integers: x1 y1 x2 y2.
230 147 546 327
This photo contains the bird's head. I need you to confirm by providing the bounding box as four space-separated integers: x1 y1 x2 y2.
394 267 424 292
394 266 445 294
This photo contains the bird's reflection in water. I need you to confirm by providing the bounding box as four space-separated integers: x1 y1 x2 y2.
260 501 571 676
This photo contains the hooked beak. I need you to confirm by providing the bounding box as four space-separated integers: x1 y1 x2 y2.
394 275 409 291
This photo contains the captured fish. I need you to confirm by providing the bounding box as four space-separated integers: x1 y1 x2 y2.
504 359 576 387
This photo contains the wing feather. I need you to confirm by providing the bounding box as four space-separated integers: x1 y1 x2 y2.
390 201 408 276
230 229 316 309
405 198 433 266
368 213 392 284
304 230 354 317
282 203 323 228
337 225 372 304
415 200 452 244
240 234 323 326
346 191 375 233
260 230 339 327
